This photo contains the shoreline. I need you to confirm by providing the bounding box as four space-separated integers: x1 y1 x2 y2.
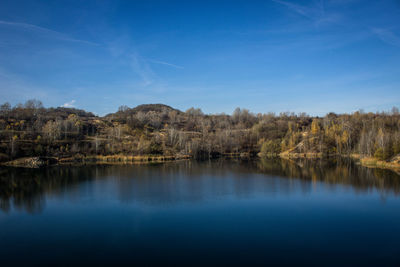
0 152 257 168
276 152 400 172
357 157 400 172
2 153 400 173
1 154 192 168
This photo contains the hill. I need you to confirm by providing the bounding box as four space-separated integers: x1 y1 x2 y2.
1 100 399 170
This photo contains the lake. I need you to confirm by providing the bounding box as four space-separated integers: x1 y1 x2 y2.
1 158 400 266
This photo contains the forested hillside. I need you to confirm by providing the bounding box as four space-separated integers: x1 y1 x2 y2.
1 100 399 164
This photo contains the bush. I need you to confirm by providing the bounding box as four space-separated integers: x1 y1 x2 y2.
260 139 281 156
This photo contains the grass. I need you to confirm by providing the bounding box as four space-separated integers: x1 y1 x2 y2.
59 154 191 164
359 157 400 171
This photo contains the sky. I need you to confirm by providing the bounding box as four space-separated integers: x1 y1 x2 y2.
0 0 399 116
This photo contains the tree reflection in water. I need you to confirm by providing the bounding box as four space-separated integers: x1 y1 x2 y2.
1 158 399 214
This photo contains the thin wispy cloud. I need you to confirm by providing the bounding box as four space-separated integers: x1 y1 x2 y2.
62 100 76 108
130 53 156 87
272 0 340 26
106 37 164 88
273 0 320 20
0 20 99 46
371 28 400 47
0 0 399 115
148 59 184 69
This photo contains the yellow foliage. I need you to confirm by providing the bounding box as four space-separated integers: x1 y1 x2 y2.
341 130 349 144
311 119 320 135
68 114 77 120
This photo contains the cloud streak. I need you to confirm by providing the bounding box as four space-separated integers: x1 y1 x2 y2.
148 59 184 69
272 0 340 26
106 37 167 87
130 53 156 86
0 20 99 46
273 0 320 20
371 28 400 47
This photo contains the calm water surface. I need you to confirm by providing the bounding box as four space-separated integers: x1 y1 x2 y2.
1 158 400 266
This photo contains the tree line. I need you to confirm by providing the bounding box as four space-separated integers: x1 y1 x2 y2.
0 100 399 162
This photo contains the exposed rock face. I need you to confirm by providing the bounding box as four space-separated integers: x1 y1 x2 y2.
3 157 58 168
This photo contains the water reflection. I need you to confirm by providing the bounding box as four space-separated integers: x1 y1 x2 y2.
257 158 400 195
1 158 399 214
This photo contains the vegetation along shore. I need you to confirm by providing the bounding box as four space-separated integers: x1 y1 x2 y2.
1 100 399 170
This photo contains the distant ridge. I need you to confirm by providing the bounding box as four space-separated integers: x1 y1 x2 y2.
105 104 182 117
131 104 181 114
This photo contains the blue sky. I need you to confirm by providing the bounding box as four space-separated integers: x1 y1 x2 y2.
0 0 399 115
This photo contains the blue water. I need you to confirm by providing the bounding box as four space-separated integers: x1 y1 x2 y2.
1 159 400 266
